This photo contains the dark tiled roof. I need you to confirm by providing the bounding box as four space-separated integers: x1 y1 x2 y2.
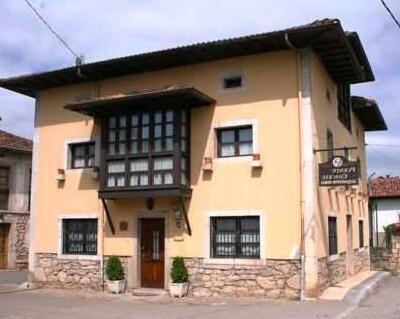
0 129 32 153
0 18 374 97
352 96 387 131
370 177 400 198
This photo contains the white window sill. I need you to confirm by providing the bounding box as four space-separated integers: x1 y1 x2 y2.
327 254 340 262
215 156 252 164
57 254 101 261
204 258 266 266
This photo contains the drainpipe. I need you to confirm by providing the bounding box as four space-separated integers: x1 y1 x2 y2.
285 33 318 300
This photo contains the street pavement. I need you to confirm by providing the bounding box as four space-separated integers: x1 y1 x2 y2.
0 272 398 319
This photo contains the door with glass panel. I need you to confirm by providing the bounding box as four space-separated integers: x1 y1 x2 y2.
140 218 165 288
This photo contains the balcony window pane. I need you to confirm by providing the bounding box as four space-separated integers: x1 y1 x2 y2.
130 142 138 154
181 125 186 138
181 172 187 185
166 124 173 136
130 175 138 186
221 144 235 157
164 173 173 184
154 158 173 170
131 128 138 139
155 112 162 123
153 173 162 185
154 139 162 152
140 174 149 185
118 143 126 155
155 125 162 138
119 129 126 141
181 110 186 124
108 143 116 155
166 110 174 122
130 159 148 172
166 138 173 151
109 117 116 129
107 177 115 187
181 158 186 170
108 161 125 173
117 176 125 187
142 113 149 125
109 131 116 142
142 127 149 139
119 116 127 128
131 114 139 126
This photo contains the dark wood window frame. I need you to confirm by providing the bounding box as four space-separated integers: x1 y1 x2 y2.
337 84 352 132
70 142 95 169
327 129 334 160
359 220 364 248
328 216 338 255
222 75 243 89
62 219 98 255
211 216 260 259
0 167 10 211
101 108 190 192
217 126 253 158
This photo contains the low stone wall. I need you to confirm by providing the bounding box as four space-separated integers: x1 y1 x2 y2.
184 258 300 299
1 212 29 269
354 248 370 274
318 252 346 293
35 253 101 290
371 236 400 271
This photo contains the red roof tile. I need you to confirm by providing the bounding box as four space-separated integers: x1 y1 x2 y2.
0 129 32 152
370 177 400 198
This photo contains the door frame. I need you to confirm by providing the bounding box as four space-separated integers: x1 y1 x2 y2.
134 212 170 290
0 223 10 270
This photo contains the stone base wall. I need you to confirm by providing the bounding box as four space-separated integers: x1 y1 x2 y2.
1 212 29 269
354 248 370 274
184 258 300 299
318 252 346 293
35 253 101 290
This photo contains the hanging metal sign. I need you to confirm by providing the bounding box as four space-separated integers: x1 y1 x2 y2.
319 155 359 186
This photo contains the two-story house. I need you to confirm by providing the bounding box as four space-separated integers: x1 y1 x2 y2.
0 129 32 270
0 19 387 298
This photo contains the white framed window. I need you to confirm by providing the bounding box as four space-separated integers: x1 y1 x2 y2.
63 137 98 171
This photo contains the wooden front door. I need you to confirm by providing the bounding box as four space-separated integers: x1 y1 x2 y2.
0 224 10 269
140 218 165 288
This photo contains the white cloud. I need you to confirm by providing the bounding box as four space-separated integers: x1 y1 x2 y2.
0 0 399 173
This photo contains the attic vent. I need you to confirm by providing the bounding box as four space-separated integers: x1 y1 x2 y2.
222 73 243 90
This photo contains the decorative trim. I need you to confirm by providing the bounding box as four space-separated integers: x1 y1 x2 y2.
203 209 266 265
57 213 101 261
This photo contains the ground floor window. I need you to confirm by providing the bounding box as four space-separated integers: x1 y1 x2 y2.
359 220 364 248
211 216 260 258
328 217 338 255
62 219 98 255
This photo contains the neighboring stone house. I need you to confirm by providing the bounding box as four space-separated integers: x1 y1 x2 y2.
0 129 32 269
0 18 387 298
369 176 400 247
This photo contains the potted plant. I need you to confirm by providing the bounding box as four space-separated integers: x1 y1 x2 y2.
169 256 189 297
106 256 125 294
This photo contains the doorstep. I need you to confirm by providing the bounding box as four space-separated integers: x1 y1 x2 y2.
130 288 169 297
319 271 377 301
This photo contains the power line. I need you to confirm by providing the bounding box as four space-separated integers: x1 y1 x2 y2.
379 0 400 29
23 0 81 62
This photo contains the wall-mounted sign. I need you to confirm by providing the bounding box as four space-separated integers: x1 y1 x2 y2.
319 156 359 187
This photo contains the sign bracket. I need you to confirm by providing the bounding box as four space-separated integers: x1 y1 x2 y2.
313 146 357 154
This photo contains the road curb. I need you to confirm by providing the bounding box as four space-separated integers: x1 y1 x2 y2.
343 271 391 305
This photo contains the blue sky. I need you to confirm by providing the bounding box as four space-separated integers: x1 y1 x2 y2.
0 0 399 175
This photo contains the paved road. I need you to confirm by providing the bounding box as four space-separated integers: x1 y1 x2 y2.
0 275 398 319
0 270 27 285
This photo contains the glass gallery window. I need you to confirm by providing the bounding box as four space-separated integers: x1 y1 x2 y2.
62 219 98 255
104 109 189 189
211 216 260 258
217 126 253 158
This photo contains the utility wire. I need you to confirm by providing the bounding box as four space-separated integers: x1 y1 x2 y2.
23 0 82 62
379 0 400 29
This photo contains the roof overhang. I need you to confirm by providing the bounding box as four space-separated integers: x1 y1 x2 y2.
0 19 374 98
64 87 215 117
352 96 387 131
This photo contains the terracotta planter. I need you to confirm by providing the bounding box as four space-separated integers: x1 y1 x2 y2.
169 282 189 298
106 280 125 294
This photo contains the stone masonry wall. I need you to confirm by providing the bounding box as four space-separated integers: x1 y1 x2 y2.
35 253 101 290
371 236 400 271
185 258 300 299
354 248 370 274
318 252 346 293
1 213 29 269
